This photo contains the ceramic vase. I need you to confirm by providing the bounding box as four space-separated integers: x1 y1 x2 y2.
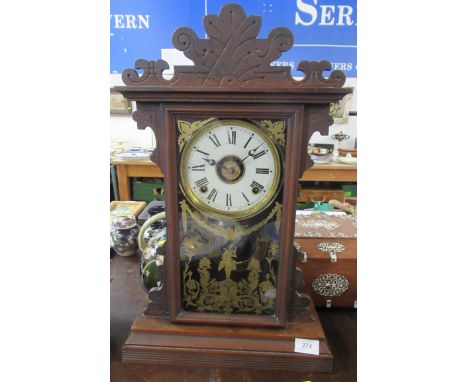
140 228 167 292
110 216 139 256
137 212 167 292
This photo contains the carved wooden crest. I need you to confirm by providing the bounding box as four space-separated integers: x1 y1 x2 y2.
122 3 346 89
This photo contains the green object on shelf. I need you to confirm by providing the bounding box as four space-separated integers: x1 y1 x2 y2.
341 184 357 197
133 180 164 201
296 201 315 210
314 202 333 211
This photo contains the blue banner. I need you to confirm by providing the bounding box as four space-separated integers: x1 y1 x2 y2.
111 0 357 77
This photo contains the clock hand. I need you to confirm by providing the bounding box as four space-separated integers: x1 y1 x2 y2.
202 158 216 166
241 142 264 163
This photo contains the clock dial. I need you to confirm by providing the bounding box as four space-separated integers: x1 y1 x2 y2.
180 120 281 219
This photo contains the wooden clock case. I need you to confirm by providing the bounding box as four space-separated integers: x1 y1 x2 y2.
114 3 352 372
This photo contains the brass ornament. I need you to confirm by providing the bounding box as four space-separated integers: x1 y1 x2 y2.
274 204 282 233
177 118 214 151
180 199 282 241
216 156 243 182
260 120 286 146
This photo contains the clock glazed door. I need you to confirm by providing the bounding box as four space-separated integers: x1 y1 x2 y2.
163 104 304 328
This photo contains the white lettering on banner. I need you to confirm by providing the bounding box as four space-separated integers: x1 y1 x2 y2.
113 15 125 29
295 0 355 26
137 15 150 29
110 14 150 29
126 15 137 29
271 61 353 73
295 0 317 26
271 61 295 69
320 5 335 26
331 62 353 71
336 6 354 26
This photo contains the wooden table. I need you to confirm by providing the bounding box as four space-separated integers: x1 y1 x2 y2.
111 158 357 201
111 254 357 382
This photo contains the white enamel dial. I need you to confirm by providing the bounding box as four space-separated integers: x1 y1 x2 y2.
180 120 281 219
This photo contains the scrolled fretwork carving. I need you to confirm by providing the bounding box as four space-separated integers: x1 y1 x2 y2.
130 105 166 173
122 59 171 86
299 105 334 175
295 60 346 88
132 109 156 131
121 4 347 89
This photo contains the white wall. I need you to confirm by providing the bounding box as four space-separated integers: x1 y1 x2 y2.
110 56 357 150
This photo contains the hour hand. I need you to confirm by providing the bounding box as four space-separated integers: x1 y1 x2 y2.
241 143 264 162
202 158 216 166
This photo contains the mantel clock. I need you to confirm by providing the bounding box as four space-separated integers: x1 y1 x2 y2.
115 3 352 372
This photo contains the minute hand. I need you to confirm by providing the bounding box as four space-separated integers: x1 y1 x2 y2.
241 142 264 162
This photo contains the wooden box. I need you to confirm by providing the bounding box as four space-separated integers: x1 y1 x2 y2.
110 201 146 219
295 212 357 308
298 188 345 203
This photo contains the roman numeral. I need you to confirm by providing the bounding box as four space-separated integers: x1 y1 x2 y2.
195 148 209 156
209 134 221 147
207 188 218 202
195 177 208 188
252 150 266 160
243 135 253 149
227 130 236 145
191 164 205 171
226 193 232 207
242 192 250 203
250 181 264 190
256 168 269 174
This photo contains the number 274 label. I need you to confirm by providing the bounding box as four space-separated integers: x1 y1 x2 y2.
294 338 320 355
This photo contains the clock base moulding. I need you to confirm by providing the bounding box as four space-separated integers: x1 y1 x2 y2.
122 302 332 373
